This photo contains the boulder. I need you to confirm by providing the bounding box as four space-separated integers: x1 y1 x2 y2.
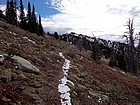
88 90 109 103
11 55 40 74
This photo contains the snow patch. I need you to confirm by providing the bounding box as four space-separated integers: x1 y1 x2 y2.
0 55 4 62
73 91 77 95
58 52 74 105
98 97 102 103
120 71 127 75
59 52 65 59
0 4 6 15
88 95 91 99
23 37 36 44
112 68 117 71
9 31 17 36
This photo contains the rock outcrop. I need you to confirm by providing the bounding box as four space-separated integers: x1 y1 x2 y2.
11 55 40 74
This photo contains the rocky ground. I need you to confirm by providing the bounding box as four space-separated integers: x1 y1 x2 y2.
0 20 140 105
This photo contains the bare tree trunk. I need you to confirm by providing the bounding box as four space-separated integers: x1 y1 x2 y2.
136 34 140 75
125 18 137 74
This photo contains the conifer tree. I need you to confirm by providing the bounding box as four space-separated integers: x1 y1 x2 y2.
10 0 17 25
31 5 38 34
27 1 32 31
54 32 59 39
32 5 36 20
0 10 5 19
27 3 38 34
19 0 26 29
6 0 17 25
6 0 10 22
38 15 44 36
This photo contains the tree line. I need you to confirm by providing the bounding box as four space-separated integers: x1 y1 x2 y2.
0 0 44 36
48 19 140 76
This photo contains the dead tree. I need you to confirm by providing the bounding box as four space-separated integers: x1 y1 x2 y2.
135 32 140 75
124 18 137 74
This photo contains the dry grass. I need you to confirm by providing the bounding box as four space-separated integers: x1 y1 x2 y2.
0 20 140 104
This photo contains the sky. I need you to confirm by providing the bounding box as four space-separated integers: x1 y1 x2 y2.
1 0 140 41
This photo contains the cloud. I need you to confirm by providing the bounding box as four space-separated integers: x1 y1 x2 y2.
47 1 140 36
42 14 74 34
106 5 127 15
2 0 140 41
0 4 28 17
44 26 72 34
43 0 132 40
0 4 6 15
128 6 140 17
107 4 140 17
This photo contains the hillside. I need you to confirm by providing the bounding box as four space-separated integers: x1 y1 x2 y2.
0 20 140 105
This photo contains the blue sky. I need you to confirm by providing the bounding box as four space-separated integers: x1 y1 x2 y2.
0 0 60 17
1 0 140 41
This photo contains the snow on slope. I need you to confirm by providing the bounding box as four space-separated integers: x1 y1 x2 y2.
58 52 74 105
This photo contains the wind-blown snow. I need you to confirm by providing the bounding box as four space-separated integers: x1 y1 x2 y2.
9 31 17 36
59 52 65 59
58 52 74 105
23 37 36 44
62 59 70 71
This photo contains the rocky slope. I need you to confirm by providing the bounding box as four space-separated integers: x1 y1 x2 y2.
0 20 140 105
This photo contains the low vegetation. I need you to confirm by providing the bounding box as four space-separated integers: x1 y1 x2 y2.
0 20 139 105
